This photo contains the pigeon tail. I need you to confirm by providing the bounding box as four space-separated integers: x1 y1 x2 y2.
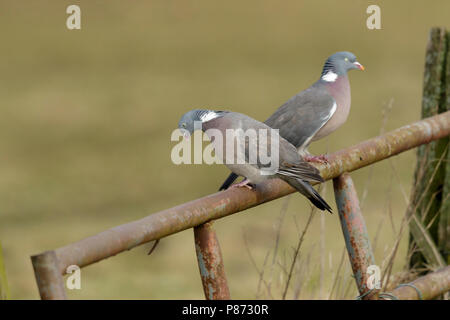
277 161 324 183
284 178 332 213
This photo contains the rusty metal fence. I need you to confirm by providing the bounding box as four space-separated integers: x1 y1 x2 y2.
31 110 450 300
31 27 450 300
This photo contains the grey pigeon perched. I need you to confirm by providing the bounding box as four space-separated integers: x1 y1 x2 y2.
219 51 364 190
178 109 332 212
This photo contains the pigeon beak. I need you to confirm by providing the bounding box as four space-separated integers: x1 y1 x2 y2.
354 61 365 71
183 131 191 141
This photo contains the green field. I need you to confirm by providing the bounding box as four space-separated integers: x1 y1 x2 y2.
1 1 449 299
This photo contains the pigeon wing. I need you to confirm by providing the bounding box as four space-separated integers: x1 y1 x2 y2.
265 87 336 150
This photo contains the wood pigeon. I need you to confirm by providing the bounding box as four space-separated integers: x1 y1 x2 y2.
219 51 364 190
178 109 332 212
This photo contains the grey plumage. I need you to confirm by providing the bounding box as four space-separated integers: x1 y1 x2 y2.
264 83 336 151
178 110 332 212
219 51 363 190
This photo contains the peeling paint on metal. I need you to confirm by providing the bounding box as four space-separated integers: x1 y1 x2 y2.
194 222 230 299
195 244 210 279
333 173 378 299
208 284 215 300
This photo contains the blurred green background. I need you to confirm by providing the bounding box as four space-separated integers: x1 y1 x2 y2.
1 0 449 299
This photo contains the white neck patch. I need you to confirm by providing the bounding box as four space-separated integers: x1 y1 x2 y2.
321 71 338 82
199 111 220 122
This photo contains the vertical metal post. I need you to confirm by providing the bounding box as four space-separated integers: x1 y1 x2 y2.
194 221 230 300
31 250 67 300
333 173 378 299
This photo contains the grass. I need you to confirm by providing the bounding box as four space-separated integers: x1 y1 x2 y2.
0 0 449 299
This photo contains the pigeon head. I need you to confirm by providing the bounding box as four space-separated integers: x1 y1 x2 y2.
178 109 223 139
320 51 364 82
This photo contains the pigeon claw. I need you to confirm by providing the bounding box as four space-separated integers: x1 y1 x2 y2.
231 179 254 190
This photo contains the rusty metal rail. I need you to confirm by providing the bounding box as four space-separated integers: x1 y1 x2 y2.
383 265 450 300
31 110 450 299
333 173 379 300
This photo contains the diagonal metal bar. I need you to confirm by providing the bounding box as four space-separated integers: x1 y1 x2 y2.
31 111 449 277
333 173 378 300
194 221 230 299
31 251 67 300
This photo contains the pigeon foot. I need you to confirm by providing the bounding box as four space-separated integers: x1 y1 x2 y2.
231 179 254 190
304 154 329 164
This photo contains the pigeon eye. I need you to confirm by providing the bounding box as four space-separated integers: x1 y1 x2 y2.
182 123 187 128
344 57 349 62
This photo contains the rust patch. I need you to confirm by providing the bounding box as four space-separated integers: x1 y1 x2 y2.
194 222 230 300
